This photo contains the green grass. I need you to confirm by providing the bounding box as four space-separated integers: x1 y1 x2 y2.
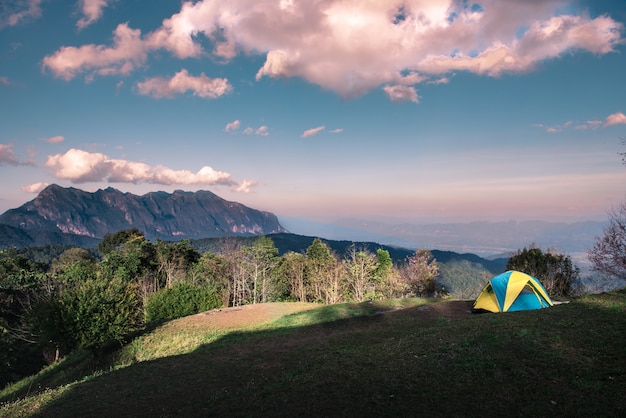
1 291 625 417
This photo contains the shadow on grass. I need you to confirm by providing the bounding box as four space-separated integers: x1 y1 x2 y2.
6 294 626 417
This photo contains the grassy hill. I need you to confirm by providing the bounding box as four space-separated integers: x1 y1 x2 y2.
1 291 625 417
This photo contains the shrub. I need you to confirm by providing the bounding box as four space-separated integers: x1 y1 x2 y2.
144 283 222 323
29 277 143 352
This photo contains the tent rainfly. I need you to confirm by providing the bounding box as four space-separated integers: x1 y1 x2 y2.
473 270 553 313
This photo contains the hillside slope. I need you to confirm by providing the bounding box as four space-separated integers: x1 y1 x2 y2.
2 292 624 417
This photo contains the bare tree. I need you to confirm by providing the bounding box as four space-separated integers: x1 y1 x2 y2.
588 202 626 280
344 245 377 302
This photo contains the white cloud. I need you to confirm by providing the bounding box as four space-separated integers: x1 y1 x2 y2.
1 0 42 28
44 148 255 191
0 76 10 86
243 127 254 135
21 182 48 193
225 120 240 132
136 69 232 99
301 126 325 138
605 112 626 127
77 0 111 29
42 135 64 143
41 1 623 100
329 128 343 134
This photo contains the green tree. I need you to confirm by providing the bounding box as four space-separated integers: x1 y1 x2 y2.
506 245 578 298
31 276 142 352
400 249 439 297
0 250 46 387
49 247 97 289
275 252 307 302
588 202 626 281
305 238 338 303
155 239 200 288
97 228 145 256
374 249 403 298
189 252 233 306
99 231 157 288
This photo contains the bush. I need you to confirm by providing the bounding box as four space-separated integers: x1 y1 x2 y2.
506 246 578 298
144 283 222 323
29 277 143 352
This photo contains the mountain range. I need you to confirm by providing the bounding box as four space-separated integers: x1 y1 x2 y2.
0 184 286 248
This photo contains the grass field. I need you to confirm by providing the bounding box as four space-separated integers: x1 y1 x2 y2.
1 291 625 417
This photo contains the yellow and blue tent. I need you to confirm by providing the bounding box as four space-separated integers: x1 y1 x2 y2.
473 270 553 313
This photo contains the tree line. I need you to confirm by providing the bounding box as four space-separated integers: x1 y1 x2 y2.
0 230 440 387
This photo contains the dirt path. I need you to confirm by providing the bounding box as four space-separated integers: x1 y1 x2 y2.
172 300 474 332
175 302 318 331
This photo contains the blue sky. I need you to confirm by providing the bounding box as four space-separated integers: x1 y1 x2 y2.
1 0 625 232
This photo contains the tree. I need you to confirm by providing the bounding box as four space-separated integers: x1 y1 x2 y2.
588 202 626 280
506 245 578 298
155 239 200 288
49 248 97 290
344 245 376 302
30 276 142 352
374 248 403 299
99 231 157 285
97 228 145 257
0 250 46 387
305 238 338 303
189 252 233 307
243 236 279 304
400 249 439 297
275 252 307 302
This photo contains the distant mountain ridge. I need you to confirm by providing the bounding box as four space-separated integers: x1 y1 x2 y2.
0 185 286 248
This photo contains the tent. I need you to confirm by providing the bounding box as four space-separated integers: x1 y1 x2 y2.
473 270 553 313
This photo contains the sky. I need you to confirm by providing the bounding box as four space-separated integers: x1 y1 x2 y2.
1 0 625 233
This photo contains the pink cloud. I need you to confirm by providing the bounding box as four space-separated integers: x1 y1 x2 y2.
0 143 33 166
383 85 418 103
301 126 325 138
136 69 232 99
44 148 255 192
605 112 626 127
21 182 49 193
225 120 240 132
77 0 111 29
0 143 20 165
42 23 147 80
1 0 42 27
42 135 64 143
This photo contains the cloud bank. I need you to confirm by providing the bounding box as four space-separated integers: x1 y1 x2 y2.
44 148 255 192
41 0 624 101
